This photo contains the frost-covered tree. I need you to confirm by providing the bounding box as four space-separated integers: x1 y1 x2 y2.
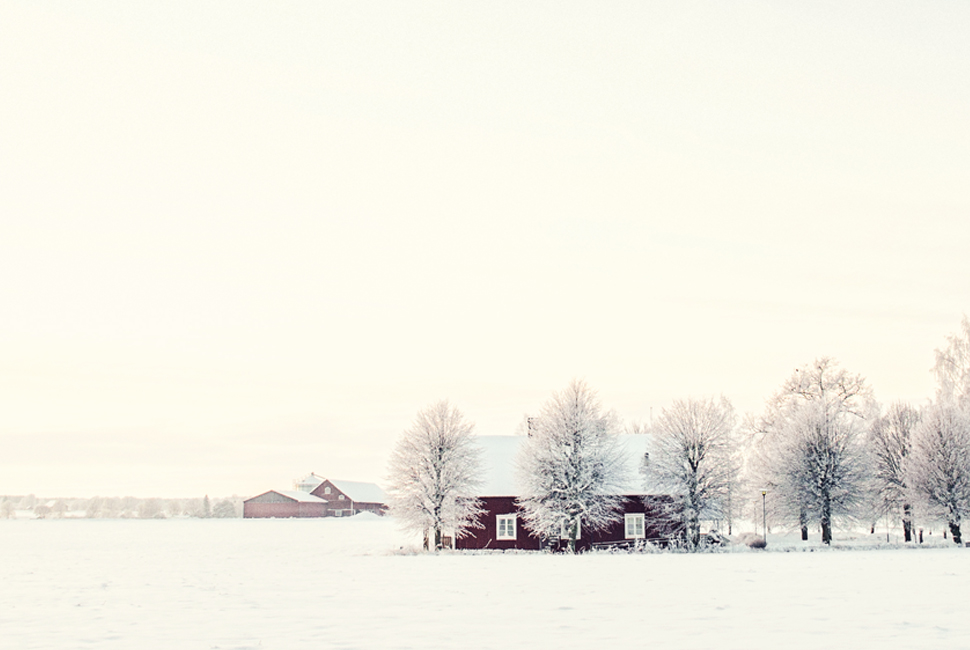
138 498 162 519
386 400 484 550
934 315 970 411
869 402 921 542
778 400 870 544
212 500 237 518
908 405 970 545
85 496 104 519
750 358 876 543
646 396 739 549
167 499 184 518
515 380 629 553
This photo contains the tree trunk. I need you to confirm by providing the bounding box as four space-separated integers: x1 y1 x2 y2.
688 512 701 551
821 519 832 545
434 526 443 551
949 521 962 545
902 504 913 543
799 508 808 541
423 529 429 551
821 498 832 545
568 518 578 554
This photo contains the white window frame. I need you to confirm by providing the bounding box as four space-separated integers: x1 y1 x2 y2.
559 518 581 540
625 513 646 539
496 514 517 540
338 494 345 500
323 487 331 495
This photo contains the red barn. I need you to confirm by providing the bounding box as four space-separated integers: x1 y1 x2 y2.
242 490 329 518
243 475 387 519
305 476 388 517
455 435 675 551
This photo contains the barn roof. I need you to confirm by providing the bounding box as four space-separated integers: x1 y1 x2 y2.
474 434 655 497
274 490 327 503
330 480 387 504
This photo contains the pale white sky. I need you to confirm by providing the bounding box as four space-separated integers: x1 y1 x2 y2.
2 2 968 498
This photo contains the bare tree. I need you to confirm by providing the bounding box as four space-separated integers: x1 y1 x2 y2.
515 380 629 553
386 400 484 550
869 402 921 542
908 405 970 545
750 358 876 543
645 396 738 550
934 315 970 411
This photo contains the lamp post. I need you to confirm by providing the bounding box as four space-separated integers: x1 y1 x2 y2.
761 490 767 543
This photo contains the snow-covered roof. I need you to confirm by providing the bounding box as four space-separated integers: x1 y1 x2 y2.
275 490 327 503
294 473 325 492
330 480 387 504
474 434 654 497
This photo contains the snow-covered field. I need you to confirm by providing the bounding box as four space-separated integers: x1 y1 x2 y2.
3 516 969 650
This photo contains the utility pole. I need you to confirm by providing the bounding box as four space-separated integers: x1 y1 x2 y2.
761 490 767 543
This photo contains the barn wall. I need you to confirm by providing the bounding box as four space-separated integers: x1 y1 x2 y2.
242 501 328 518
310 481 387 516
350 502 386 515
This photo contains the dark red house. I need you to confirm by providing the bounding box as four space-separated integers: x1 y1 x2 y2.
243 474 387 519
455 435 675 551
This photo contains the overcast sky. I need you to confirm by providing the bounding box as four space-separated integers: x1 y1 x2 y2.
2 2 968 498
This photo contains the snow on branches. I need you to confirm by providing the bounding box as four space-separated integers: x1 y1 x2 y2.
869 402 921 542
750 358 875 544
908 405 970 544
386 401 484 550
934 315 970 411
646 396 739 550
515 380 629 553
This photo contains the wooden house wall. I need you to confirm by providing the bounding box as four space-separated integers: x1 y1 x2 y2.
456 497 543 550
456 495 676 551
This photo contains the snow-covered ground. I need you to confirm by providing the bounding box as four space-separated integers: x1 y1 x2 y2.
3 516 969 649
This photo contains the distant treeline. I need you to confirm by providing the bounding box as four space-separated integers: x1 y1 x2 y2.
0 494 243 519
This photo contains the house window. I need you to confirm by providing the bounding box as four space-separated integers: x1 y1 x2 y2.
334 510 342 517
559 518 581 540
496 514 516 540
625 513 645 539
338 494 345 500
324 487 331 495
